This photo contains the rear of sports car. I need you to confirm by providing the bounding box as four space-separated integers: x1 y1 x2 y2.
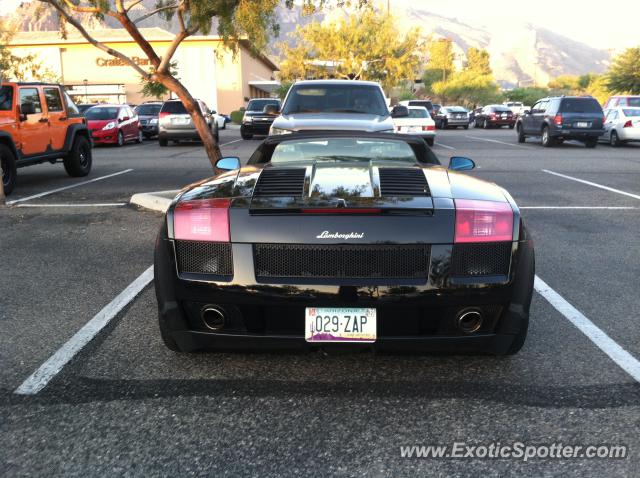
154 137 534 355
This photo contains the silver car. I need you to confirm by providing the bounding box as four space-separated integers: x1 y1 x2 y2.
440 106 469 129
601 107 640 146
158 99 218 146
269 80 394 135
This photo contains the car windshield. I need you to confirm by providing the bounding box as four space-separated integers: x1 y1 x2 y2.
85 107 119 120
247 99 280 112
271 138 418 164
136 104 161 115
560 99 602 113
408 108 428 118
623 109 640 117
0 85 13 110
282 84 388 116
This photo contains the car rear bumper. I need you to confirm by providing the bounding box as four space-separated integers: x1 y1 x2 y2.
552 128 604 138
487 119 515 126
619 129 640 141
159 129 201 140
446 119 469 126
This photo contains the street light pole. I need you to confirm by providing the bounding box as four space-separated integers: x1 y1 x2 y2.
83 79 88 103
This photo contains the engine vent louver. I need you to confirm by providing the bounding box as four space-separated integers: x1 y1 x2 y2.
253 168 306 197
378 168 430 196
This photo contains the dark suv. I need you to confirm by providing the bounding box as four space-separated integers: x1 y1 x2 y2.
516 96 605 148
240 98 281 139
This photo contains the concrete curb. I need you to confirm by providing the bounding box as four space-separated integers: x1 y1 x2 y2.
130 190 180 213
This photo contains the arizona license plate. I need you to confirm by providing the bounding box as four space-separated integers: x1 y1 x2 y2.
576 122 590 128
305 307 377 343
173 117 190 125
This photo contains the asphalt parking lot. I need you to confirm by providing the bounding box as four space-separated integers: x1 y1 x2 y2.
1 127 639 476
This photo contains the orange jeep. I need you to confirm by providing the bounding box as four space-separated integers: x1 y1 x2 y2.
0 82 92 195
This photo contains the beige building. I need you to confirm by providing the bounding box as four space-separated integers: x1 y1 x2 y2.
7 28 279 114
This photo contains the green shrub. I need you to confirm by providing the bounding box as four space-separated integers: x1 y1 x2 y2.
230 110 244 124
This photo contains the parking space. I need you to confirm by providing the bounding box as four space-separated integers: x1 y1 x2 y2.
1 127 639 475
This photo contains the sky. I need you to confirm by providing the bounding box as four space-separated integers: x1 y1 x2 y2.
1 0 638 51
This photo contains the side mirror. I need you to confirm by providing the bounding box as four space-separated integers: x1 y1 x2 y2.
523 109 531 115
390 105 409 118
20 102 36 117
263 104 280 115
216 156 240 171
448 156 476 171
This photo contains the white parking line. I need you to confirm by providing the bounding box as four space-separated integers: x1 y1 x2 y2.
7 169 134 205
15 203 127 208
219 139 243 147
542 170 640 201
520 206 638 210
433 142 456 150
14 266 154 395
535 276 640 383
466 135 528 149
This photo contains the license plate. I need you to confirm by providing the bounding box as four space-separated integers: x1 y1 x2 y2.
403 126 421 132
576 122 590 128
501 114 507 119
172 117 190 125
305 307 377 343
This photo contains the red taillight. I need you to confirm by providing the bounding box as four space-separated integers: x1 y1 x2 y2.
554 114 563 126
624 120 633 128
173 199 230 241
454 199 514 243
424 125 435 131
490 113 497 119
159 111 170 119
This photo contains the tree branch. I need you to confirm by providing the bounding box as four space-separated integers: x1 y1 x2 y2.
158 29 188 72
125 0 145 11
40 0 150 78
133 4 179 25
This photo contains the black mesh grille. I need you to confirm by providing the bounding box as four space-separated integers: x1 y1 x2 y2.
175 240 233 275
254 244 430 279
451 242 512 276
253 168 306 197
378 168 430 196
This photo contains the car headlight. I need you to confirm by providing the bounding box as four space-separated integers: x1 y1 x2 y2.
150 118 158 125
243 114 253 123
269 127 293 135
102 121 117 131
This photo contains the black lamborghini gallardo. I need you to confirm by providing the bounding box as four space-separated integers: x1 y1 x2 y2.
154 132 535 354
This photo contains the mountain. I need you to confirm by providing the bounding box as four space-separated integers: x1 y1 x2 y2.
3 2 611 88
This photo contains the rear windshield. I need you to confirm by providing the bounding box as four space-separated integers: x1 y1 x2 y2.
0 85 13 111
623 109 640 117
283 84 388 116
626 98 640 107
408 100 433 111
247 99 280 112
408 108 429 118
491 107 512 113
136 104 162 115
446 106 467 112
560 98 602 114
85 107 119 120
271 138 417 164
161 101 187 114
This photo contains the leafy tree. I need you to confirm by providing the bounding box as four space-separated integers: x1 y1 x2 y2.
504 87 550 106
422 38 454 91
466 47 491 75
278 9 423 92
606 47 640 94
36 0 371 169
432 70 502 107
547 75 581 92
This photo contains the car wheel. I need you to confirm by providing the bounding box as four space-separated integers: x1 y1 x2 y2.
240 125 253 140
426 137 434 146
116 131 124 147
610 130 621 147
541 126 555 147
136 129 143 143
0 143 18 196
585 137 598 148
159 137 168 147
63 135 92 177
516 124 526 143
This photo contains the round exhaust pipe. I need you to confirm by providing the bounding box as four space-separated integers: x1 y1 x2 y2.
201 306 226 331
456 309 483 334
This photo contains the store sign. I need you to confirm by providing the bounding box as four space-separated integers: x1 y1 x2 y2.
96 56 151 67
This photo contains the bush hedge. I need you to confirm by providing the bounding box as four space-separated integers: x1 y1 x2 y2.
230 110 244 124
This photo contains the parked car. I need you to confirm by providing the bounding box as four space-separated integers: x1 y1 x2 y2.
516 96 605 148
391 105 436 145
474 105 515 129
601 107 640 146
86 104 142 146
158 99 218 146
469 107 483 127
503 101 530 116
603 95 640 109
0 82 92 195
240 98 281 139
154 131 535 355
270 80 394 135
212 111 227 130
398 99 434 119
439 106 470 129
134 102 162 139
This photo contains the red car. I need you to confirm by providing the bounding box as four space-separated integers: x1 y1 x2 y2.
85 104 142 146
